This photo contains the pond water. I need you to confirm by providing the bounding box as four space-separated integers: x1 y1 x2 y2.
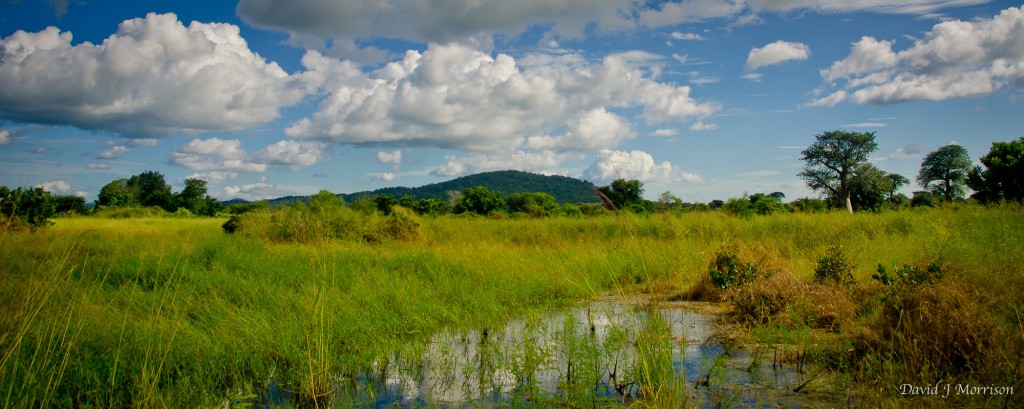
263 297 849 408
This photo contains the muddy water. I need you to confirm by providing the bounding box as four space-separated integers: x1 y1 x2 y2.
328 297 848 408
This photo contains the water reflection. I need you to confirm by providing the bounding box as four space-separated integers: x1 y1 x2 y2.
324 297 843 408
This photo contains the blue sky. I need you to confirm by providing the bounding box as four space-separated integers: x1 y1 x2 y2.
1 0 1021 202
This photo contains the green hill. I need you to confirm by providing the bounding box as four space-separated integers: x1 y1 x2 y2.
342 170 599 204
226 170 600 207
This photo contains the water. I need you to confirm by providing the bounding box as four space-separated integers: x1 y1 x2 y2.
271 297 849 408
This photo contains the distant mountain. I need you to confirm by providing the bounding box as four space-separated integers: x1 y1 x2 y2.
223 170 600 206
343 170 599 204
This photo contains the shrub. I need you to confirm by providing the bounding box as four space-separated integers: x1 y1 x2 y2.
708 246 760 289
814 245 854 284
722 197 754 218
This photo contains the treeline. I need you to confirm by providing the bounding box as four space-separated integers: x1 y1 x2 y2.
96 171 221 216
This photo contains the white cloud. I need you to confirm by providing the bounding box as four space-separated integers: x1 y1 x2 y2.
37 180 72 194
221 182 320 201
747 0 990 16
746 40 810 70
526 108 635 151
0 129 10 145
377 150 402 165
816 6 1024 105
85 163 111 170
689 121 719 131
0 13 313 137
821 37 898 81
806 90 848 107
670 32 705 41
169 137 327 173
374 172 396 181
98 145 131 159
652 128 677 137
252 140 329 171
841 122 887 128
286 43 719 153
186 172 240 184
741 72 762 82
582 149 699 185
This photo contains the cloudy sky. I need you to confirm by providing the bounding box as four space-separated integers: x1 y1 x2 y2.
1 0 1021 202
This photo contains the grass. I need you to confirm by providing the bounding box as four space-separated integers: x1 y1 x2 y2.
0 204 1022 407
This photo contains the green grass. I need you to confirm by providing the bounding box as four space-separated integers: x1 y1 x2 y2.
0 205 1022 407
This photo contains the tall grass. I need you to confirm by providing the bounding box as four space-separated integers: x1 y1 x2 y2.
0 205 1021 407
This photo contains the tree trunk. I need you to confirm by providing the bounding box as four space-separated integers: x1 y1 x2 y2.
845 193 853 214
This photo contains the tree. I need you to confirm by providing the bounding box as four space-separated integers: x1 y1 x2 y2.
799 130 879 213
505 192 557 216
0 186 55 229
175 178 220 216
55 195 88 214
886 173 910 203
967 136 1024 203
310 190 344 211
846 163 894 211
97 178 133 208
917 144 972 202
453 186 506 215
127 171 174 211
596 179 644 210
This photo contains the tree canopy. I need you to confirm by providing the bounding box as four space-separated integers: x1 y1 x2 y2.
918 144 972 202
453 186 506 215
967 136 1024 203
799 130 879 213
596 179 645 210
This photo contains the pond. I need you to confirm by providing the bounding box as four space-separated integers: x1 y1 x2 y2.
265 296 850 408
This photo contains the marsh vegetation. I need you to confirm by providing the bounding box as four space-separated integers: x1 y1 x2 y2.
2 202 1022 407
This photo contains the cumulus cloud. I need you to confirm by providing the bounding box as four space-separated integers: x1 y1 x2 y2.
0 129 10 145
0 13 313 138
38 180 85 197
377 150 402 165
221 182 319 201
746 40 810 70
652 128 677 137
252 140 329 171
169 137 327 173
374 172 396 181
286 43 719 153
815 6 1024 105
821 37 899 81
582 149 700 184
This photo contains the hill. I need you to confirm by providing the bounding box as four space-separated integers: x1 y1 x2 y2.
224 170 600 206
342 170 599 204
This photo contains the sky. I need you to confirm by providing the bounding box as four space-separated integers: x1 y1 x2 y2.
0 0 1022 203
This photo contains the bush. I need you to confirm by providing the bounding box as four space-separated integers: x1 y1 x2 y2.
722 197 754 217
0 186 56 230
708 246 760 289
814 245 854 284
